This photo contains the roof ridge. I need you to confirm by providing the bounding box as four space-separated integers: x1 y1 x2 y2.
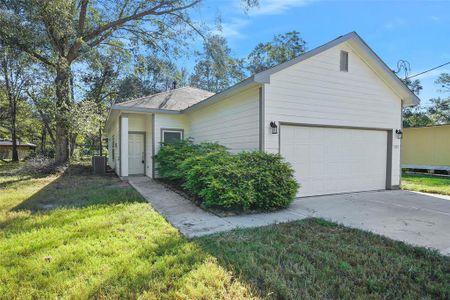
115 86 214 106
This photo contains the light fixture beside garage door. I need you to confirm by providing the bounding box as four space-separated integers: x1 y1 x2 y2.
270 121 278 134
395 129 403 139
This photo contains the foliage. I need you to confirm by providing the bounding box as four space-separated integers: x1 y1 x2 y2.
154 139 227 181
197 218 450 299
403 77 423 95
246 31 306 74
181 151 257 210
189 34 246 93
239 152 299 210
436 73 450 93
403 73 450 127
156 140 298 211
402 173 450 195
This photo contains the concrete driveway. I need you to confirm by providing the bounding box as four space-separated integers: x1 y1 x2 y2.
292 190 450 256
129 177 450 255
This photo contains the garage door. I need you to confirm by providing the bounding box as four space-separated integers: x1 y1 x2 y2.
280 125 387 197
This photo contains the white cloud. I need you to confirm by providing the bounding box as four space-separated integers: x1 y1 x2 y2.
214 18 250 38
383 18 405 30
249 0 317 16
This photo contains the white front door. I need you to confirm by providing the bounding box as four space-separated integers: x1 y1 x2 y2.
128 133 145 175
280 125 387 197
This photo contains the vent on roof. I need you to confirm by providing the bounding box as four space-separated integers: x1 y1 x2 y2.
340 51 349 72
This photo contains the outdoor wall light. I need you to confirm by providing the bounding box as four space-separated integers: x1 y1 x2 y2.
270 121 278 134
395 129 403 139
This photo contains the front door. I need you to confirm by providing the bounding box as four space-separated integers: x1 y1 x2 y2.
128 133 145 175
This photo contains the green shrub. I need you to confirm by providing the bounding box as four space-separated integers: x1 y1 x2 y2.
181 151 256 210
239 152 299 210
155 140 299 211
154 139 227 181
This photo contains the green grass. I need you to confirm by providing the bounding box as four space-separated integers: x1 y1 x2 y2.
402 173 450 195
0 162 255 299
197 220 450 299
1 161 449 299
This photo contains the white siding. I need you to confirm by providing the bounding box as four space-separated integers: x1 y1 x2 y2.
153 114 189 154
187 86 260 152
264 41 402 186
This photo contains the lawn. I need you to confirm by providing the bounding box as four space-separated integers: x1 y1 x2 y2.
402 173 450 195
0 161 255 299
1 161 449 299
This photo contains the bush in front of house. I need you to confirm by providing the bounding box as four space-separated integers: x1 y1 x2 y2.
155 140 299 211
181 151 257 210
154 139 227 181
238 151 299 210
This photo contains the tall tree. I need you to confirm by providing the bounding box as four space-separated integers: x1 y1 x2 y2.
0 46 32 161
0 0 202 162
189 34 245 92
246 31 306 74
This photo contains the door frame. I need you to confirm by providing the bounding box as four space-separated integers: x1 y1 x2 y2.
278 122 393 191
128 131 146 175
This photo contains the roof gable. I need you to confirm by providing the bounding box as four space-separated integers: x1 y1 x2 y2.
254 32 420 106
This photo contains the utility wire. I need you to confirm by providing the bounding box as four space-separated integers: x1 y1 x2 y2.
407 61 450 79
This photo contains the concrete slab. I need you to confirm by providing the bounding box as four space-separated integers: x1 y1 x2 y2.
291 190 450 256
128 177 450 255
128 177 307 238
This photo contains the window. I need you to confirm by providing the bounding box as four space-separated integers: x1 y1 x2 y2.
340 50 349 72
162 129 183 145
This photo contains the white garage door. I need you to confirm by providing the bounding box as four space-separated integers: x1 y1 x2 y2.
280 125 387 197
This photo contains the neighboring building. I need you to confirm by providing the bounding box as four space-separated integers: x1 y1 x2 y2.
105 32 419 197
401 124 450 173
0 139 37 160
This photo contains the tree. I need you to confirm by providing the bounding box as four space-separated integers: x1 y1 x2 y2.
427 98 449 124
403 78 423 95
246 31 306 74
0 0 202 162
189 34 245 92
0 46 32 161
436 73 450 93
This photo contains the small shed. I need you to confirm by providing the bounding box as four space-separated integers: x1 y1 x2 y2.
401 124 450 173
0 139 37 160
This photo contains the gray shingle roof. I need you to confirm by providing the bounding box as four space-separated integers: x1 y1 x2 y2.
114 86 215 111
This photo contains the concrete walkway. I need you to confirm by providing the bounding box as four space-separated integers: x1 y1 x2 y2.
128 176 307 238
128 177 450 255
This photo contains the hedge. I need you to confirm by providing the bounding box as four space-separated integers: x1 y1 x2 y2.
154 140 299 211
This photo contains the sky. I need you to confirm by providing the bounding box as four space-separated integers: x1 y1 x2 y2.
191 0 450 106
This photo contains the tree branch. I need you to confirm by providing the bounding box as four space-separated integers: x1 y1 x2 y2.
83 0 200 42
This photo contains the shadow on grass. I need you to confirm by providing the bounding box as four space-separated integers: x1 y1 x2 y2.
0 163 257 299
12 164 141 213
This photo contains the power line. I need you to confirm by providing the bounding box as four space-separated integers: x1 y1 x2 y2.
407 61 450 79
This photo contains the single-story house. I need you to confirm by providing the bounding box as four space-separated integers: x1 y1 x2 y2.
0 139 37 160
401 124 450 173
105 31 419 197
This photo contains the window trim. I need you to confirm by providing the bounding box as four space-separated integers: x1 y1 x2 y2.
340 50 349 72
160 128 184 144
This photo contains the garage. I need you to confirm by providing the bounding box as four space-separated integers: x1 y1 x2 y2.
280 125 388 197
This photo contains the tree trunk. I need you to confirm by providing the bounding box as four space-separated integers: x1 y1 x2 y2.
54 61 72 163
99 126 103 156
10 98 18 161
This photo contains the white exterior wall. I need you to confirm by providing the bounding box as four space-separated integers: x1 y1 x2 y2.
264 42 403 186
187 86 260 152
153 113 189 155
107 113 153 177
